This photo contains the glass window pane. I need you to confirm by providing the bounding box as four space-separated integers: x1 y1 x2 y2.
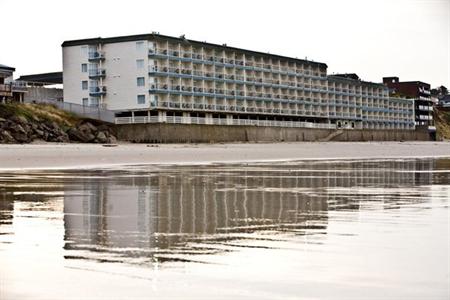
137 77 145 86
136 59 144 69
137 95 145 104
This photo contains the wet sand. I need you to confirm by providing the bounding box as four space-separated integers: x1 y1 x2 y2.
1 159 449 299
0 141 450 170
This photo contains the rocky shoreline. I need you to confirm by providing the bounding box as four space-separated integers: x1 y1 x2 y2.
0 115 117 144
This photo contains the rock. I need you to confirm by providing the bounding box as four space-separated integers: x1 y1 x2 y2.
14 124 28 135
67 128 93 143
52 133 70 143
78 122 97 134
10 115 28 125
50 121 61 131
10 130 29 143
95 131 108 143
0 117 6 123
0 130 15 143
106 135 118 144
34 129 44 137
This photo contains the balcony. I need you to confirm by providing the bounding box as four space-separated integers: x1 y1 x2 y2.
88 51 105 61
88 69 106 79
0 83 12 96
89 86 107 96
11 81 27 92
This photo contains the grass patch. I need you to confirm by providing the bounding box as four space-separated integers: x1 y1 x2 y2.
0 103 79 126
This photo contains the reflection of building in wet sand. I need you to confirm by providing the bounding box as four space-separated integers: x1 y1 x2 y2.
63 159 434 262
64 173 329 255
0 192 14 227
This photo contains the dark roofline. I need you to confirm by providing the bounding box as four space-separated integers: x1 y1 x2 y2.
327 75 386 88
18 71 63 84
391 80 430 86
0 64 15 71
62 33 327 68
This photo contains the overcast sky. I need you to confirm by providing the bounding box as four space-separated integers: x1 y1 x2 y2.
1 0 448 87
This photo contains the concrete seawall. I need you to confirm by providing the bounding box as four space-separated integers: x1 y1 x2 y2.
115 124 430 143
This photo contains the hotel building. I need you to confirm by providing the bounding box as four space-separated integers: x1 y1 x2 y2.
382 76 435 129
62 33 415 130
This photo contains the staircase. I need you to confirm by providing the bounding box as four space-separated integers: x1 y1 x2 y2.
317 129 344 142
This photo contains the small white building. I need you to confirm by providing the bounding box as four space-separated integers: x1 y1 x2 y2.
0 64 27 103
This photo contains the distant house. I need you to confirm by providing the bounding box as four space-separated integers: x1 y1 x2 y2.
438 95 450 108
16 72 63 103
0 64 27 103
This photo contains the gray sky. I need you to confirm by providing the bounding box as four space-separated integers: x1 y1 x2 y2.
1 0 448 87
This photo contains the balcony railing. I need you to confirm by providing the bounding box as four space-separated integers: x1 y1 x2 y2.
11 81 27 92
0 83 12 94
148 50 325 76
0 84 12 96
88 69 106 78
115 115 336 129
88 51 105 61
89 86 107 96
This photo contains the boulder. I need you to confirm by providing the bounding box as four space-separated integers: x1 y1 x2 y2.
10 115 28 125
34 129 44 137
0 130 15 143
67 128 93 143
52 132 70 143
14 124 28 135
10 129 29 143
50 121 61 131
95 131 108 143
106 135 118 144
78 122 97 134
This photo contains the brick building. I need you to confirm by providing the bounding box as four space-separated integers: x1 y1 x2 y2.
383 77 434 134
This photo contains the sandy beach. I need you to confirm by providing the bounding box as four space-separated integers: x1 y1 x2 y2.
0 141 449 170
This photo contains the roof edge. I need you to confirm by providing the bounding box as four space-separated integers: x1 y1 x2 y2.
61 33 328 68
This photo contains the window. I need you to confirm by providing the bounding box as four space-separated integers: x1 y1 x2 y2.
82 81 88 90
80 46 88 56
137 95 146 104
90 97 99 107
136 41 144 51
89 80 97 88
136 59 144 69
137 77 145 87
82 98 88 106
81 64 87 73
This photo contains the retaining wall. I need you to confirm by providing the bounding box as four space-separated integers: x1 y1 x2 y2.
115 123 430 143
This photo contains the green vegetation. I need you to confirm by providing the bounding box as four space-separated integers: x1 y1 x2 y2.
435 108 450 140
0 103 78 126
0 103 117 144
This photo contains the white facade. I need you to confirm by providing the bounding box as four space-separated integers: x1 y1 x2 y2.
62 34 415 130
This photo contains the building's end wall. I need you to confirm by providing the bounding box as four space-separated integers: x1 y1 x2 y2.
102 40 151 110
63 45 89 105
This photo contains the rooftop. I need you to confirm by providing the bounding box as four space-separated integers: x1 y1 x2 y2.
17 72 63 85
0 64 15 71
62 33 327 69
328 74 386 88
